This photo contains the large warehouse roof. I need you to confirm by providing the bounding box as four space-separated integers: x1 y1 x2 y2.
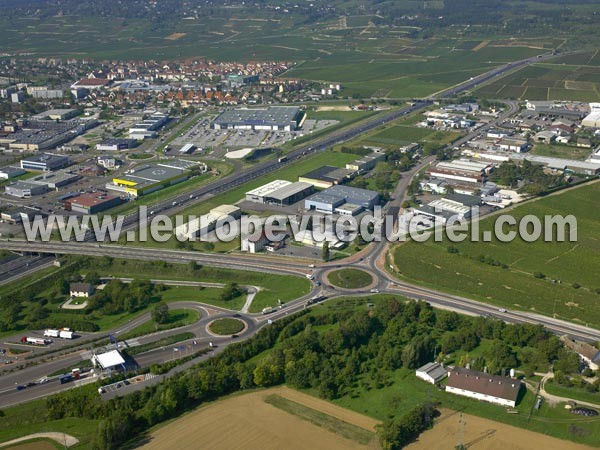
246 179 291 197
268 181 313 202
214 106 301 127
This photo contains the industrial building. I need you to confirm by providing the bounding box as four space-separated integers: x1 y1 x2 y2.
33 109 78 121
514 154 600 176
427 159 491 184
174 205 241 240
245 180 314 206
345 152 386 172
128 112 169 139
179 143 196 154
108 163 190 197
413 193 481 223
298 166 354 189
5 181 49 198
304 185 379 214
0 166 26 179
213 106 304 131
241 232 271 253
66 192 123 214
415 362 448 385
0 207 37 224
582 103 600 128
97 138 139 152
20 153 70 171
445 367 522 408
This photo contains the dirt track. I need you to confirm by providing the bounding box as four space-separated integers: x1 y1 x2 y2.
139 387 380 450
405 409 595 450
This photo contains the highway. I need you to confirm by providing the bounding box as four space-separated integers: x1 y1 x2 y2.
1 50 595 407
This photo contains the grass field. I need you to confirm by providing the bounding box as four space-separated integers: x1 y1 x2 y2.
208 318 245 336
327 269 373 290
120 308 200 339
530 143 592 161
544 381 600 407
390 182 600 328
475 58 600 101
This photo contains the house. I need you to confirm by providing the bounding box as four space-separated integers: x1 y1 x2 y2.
445 367 522 408
416 362 447 384
555 135 571 144
241 232 270 253
534 130 556 144
561 336 600 371
70 282 95 298
577 138 592 149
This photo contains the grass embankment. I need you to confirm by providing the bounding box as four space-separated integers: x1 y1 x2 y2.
264 394 374 445
120 309 200 340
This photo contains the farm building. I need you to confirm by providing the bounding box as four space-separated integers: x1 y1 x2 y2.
213 106 304 131
561 336 600 371
445 367 522 408
298 166 354 189
245 180 314 205
415 362 447 384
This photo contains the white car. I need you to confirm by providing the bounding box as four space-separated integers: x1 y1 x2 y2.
306 274 314 280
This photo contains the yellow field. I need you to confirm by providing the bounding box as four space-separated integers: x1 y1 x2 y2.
405 409 596 450
165 33 186 40
139 386 380 450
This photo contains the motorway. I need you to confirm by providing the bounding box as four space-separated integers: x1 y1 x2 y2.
1 50 595 407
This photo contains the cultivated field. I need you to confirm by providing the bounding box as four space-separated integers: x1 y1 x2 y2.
139 387 380 450
475 53 600 101
391 181 600 328
405 409 596 450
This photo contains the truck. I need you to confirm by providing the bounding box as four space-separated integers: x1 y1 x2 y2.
44 328 74 339
59 374 74 384
278 156 287 163
261 307 274 315
59 329 74 339
21 336 49 345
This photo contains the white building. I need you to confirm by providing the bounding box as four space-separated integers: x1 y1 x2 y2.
445 367 522 408
241 232 270 253
415 362 447 384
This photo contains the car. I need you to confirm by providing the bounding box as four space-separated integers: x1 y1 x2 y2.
305 274 314 280
370 288 380 293
498 308 507 313
16 385 26 391
26 381 36 387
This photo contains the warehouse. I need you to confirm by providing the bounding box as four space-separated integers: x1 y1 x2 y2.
213 106 304 131
446 367 522 408
97 138 139 151
66 192 123 214
33 109 78 121
5 181 48 198
29 171 80 189
20 153 70 171
299 166 354 189
345 152 386 172
0 166 26 179
416 362 447 385
304 185 379 214
245 179 314 206
109 163 190 197
175 205 242 240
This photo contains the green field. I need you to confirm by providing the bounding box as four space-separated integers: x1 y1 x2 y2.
391 182 600 328
327 268 373 289
530 143 592 161
120 308 200 339
208 318 245 336
475 59 600 101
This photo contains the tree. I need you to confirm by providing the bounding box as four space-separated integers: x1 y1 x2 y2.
221 282 242 301
322 241 330 261
152 303 169 324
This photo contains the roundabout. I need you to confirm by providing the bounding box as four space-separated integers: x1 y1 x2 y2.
207 317 247 336
324 268 376 291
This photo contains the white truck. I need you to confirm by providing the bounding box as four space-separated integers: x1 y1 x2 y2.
44 328 74 339
262 307 274 315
